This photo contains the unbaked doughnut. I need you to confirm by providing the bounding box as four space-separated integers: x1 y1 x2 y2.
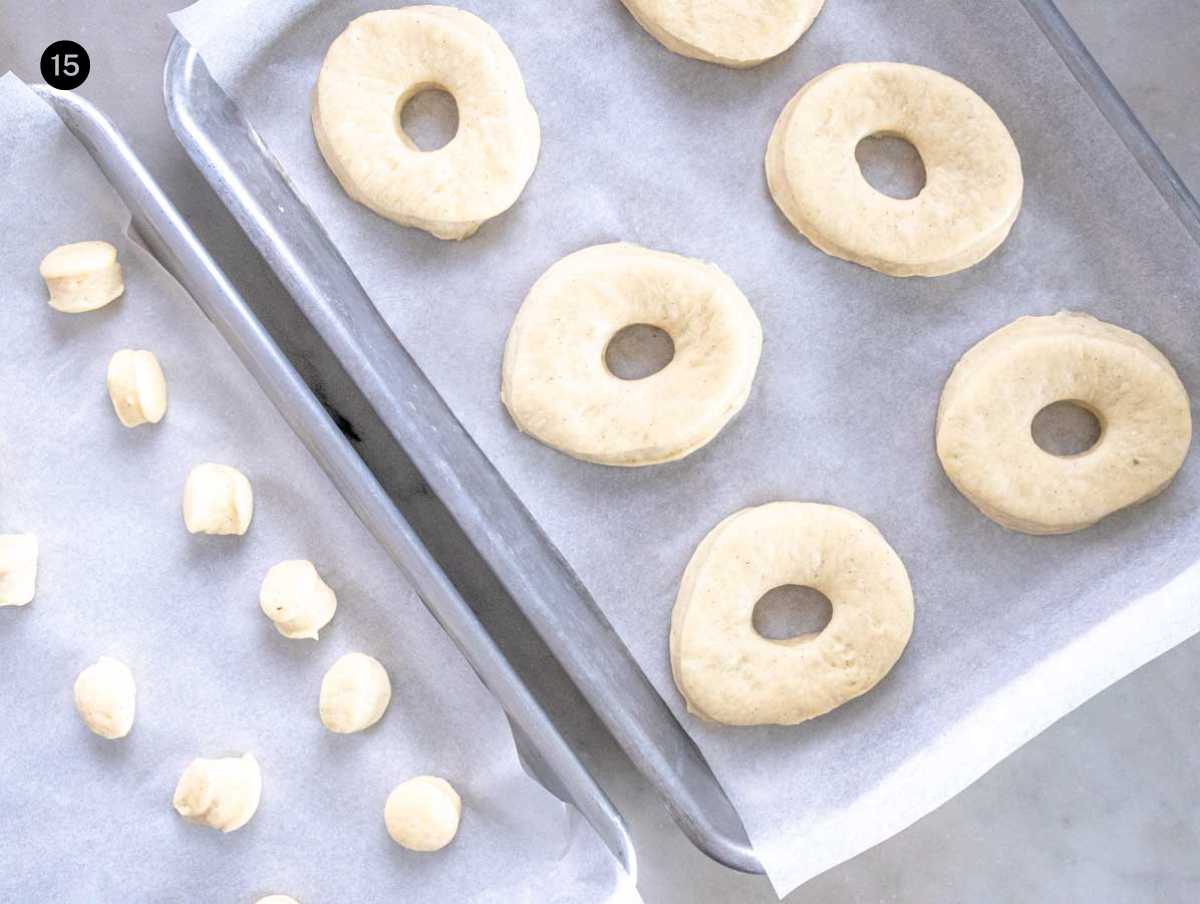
73 656 136 740
501 243 762 466
172 753 262 833
671 502 914 726
40 241 124 312
937 312 1192 534
384 775 462 852
619 0 825 68
767 62 1023 277
313 6 541 240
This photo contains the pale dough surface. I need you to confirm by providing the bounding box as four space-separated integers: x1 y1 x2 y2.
385 775 462 852
671 502 914 726
313 6 540 240
937 312 1192 534
73 656 136 740
766 62 1023 277
182 462 254 536
619 0 825 68
319 652 392 733
106 349 167 428
259 559 337 640
0 533 38 607
501 242 762 467
172 753 262 833
39 240 124 313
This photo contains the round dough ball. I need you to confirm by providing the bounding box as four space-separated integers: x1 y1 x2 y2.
0 533 38 607
766 62 1023 276
319 652 391 733
313 7 541 240
384 775 462 852
73 656 136 740
172 753 262 833
620 0 825 68
502 243 762 466
259 560 337 640
671 502 914 726
39 240 124 313
182 463 254 536
937 312 1192 534
106 349 167 427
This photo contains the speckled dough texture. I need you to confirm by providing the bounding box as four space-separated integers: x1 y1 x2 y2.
767 62 1023 276
313 6 541 240
671 502 914 726
619 0 826 68
501 242 763 466
937 312 1192 534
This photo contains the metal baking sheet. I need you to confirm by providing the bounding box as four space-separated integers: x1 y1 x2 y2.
166 0 1200 894
0 75 635 900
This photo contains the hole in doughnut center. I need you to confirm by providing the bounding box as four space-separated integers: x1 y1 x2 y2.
605 324 675 381
1031 400 1103 456
855 133 927 200
398 86 459 152
753 585 833 642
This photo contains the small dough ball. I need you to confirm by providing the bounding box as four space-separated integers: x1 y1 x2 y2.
256 897 299 904
259 560 337 640
73 656 137 739
385 775 462 852
106 349 167 427
40 240 124 313
183 463 253 536
172 753 261 832
0 533 38 607
319 652 391 733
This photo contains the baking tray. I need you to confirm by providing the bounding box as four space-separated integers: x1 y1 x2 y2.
33 81 636 879
162 0 1200 874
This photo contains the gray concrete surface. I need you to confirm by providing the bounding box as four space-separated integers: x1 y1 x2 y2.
2 2 1199 901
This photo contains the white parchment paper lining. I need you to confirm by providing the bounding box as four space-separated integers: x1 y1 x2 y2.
170 1 1200 895
0 73 635 904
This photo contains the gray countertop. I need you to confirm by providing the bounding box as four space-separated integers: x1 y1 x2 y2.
2 3 1199 902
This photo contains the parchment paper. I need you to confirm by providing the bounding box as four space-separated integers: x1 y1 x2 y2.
0 74 636 904
170 1 1200 895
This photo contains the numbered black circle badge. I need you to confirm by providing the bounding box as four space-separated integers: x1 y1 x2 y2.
40 41 91 90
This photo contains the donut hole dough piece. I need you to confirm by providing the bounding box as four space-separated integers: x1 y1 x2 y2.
854 134 927 201
0 534 38 607
670 502 914 726
751 584 833 641
106 349 167 427
259 560 337 640
313 7 541 240
766 62 1023 277
385 775 462 852
619 0 825 68
937 312 1192 535
399 86 459 152
319 652 392 734
182 463 253 536
1030 400 1103 457
172 753 262 833
39 241 124 313
73 656 136 740
501 243 763 467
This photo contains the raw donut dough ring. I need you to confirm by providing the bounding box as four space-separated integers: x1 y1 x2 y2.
937 312 1192 534
671 502 914 726
767 62 1023 277
502 243 762 467
313 6 541 240
619 0 825 68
